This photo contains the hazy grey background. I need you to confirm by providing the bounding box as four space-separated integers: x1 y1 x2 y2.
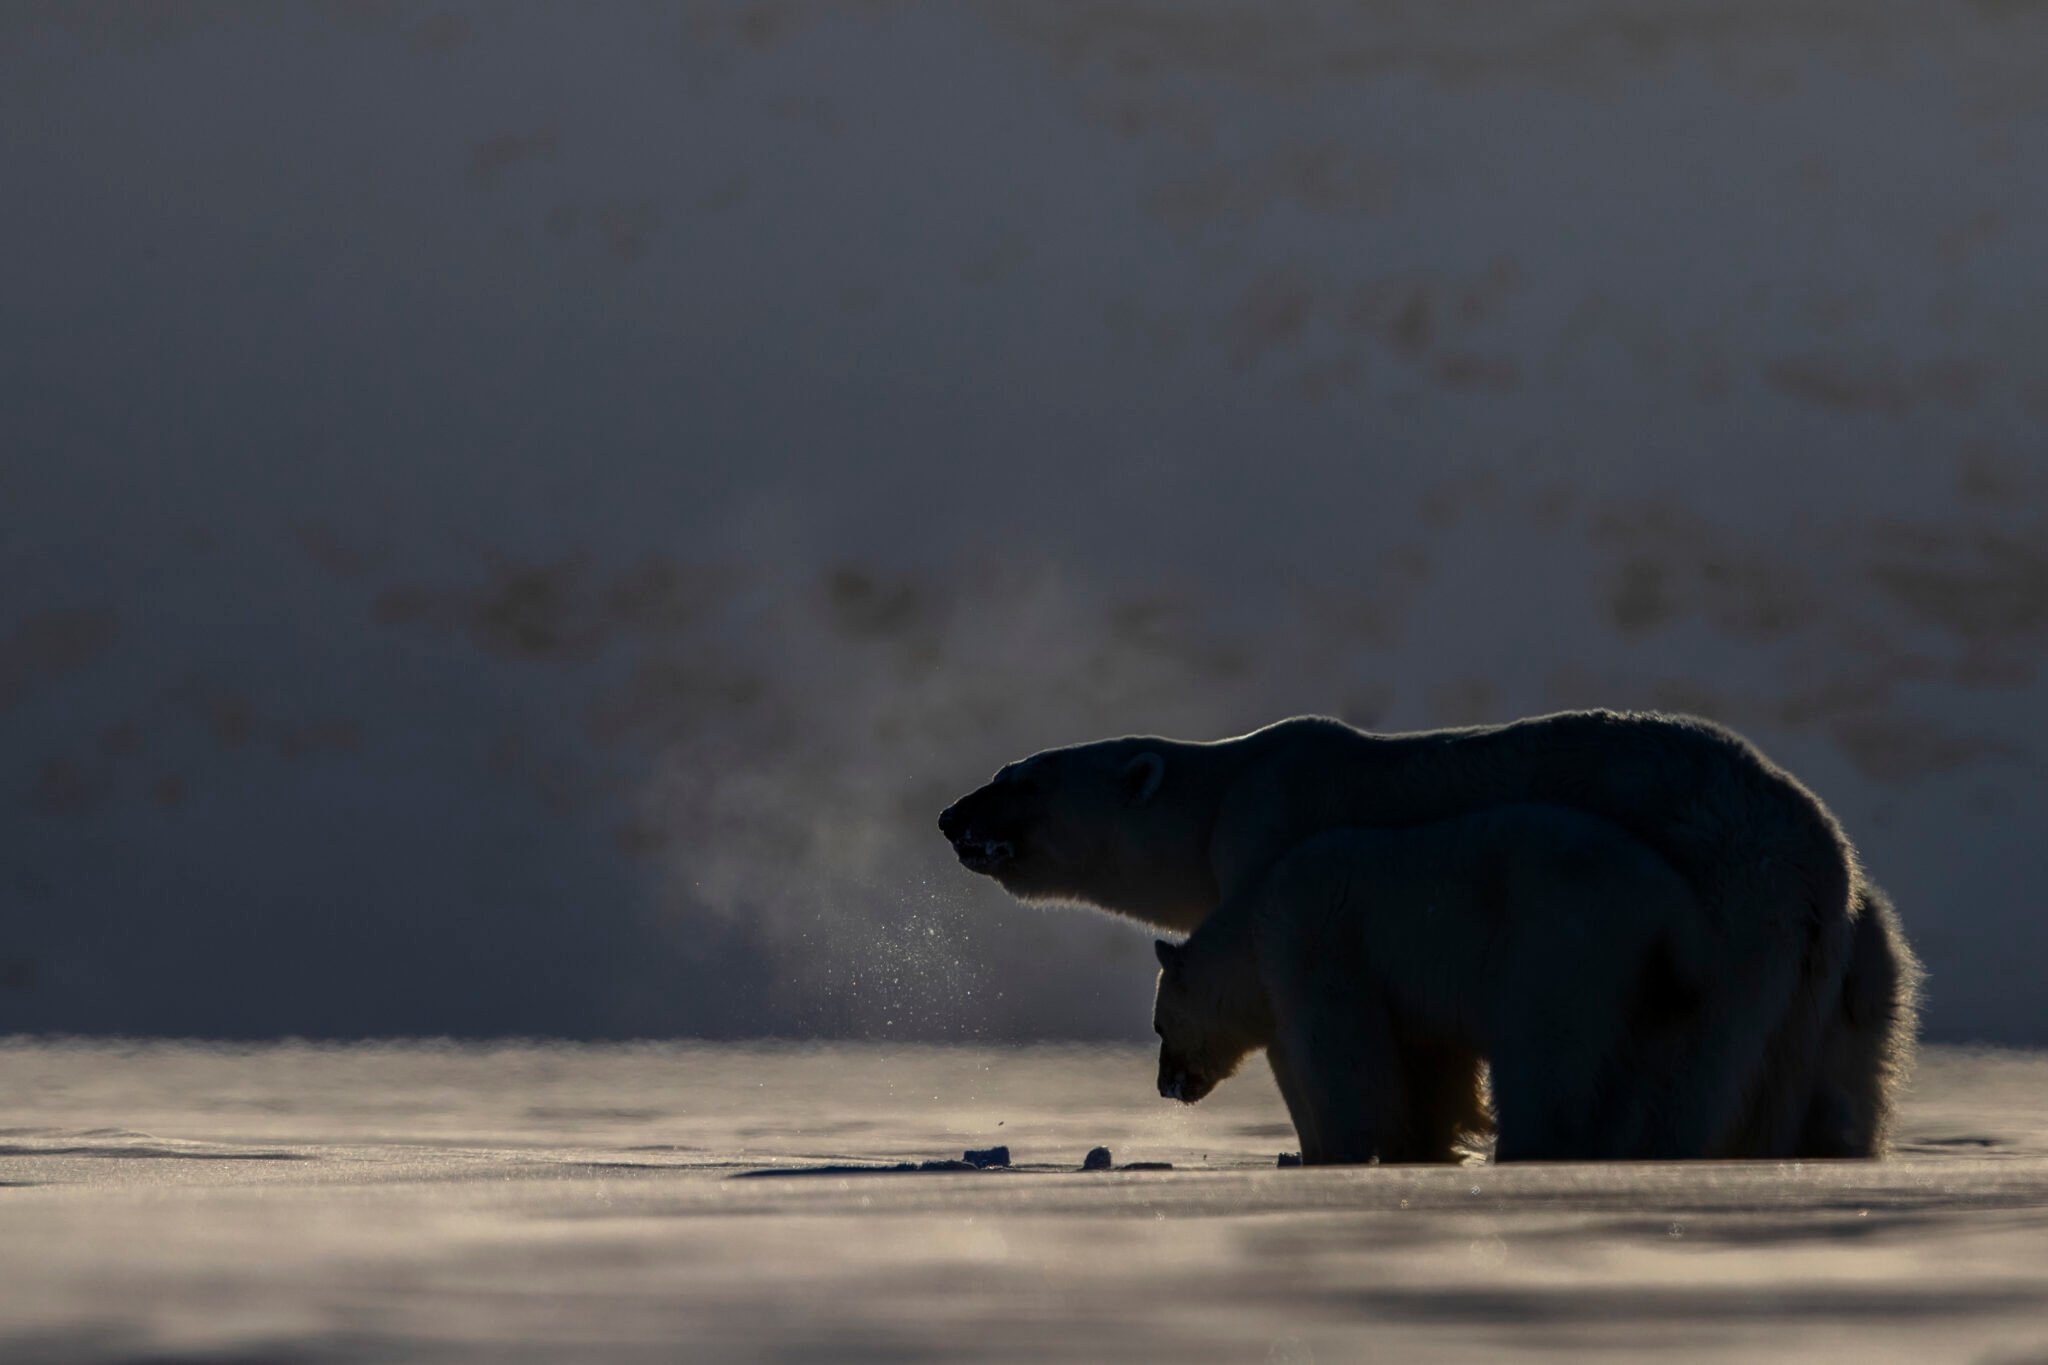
2 0 2044 1043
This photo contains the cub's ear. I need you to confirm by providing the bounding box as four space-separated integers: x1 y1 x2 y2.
1154 938 1181 970
1120 752 1165 807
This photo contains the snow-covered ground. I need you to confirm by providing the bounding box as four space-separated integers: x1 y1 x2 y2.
3 1040 2047 1363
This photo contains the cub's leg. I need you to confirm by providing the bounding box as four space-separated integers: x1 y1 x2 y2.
1259 967 1482 1163
1262 1032 1324 1164
1266 962 1423 1164
1255 833 1472 1165
1485 962 1644 1161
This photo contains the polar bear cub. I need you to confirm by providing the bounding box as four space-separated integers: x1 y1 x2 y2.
1152 804 1744 1164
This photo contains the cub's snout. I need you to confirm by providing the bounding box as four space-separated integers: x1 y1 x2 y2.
1157 1056 1214 1105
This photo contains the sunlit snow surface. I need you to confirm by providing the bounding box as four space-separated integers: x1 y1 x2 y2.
4 1042 2047 1363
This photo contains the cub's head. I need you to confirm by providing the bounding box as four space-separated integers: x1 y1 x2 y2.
1151 937 1255 1105
937 738 1185 914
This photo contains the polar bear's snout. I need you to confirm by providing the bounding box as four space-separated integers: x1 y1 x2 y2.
938 795 1023 873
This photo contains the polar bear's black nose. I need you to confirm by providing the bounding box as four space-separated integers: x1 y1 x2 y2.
938 804 963 839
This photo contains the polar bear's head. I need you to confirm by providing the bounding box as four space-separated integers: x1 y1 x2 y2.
937 737 1216 928
1151 936 1259 1104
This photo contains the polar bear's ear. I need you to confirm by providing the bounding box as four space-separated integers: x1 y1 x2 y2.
1120 752 1165 808
1154 938 1181 970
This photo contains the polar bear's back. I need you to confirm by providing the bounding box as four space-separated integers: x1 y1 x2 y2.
1252 710 1855 946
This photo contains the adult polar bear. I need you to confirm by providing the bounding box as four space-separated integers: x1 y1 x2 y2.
937 711 1919 1162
